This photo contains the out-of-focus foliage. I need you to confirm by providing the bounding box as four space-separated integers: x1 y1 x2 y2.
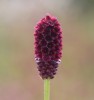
72 0 94 14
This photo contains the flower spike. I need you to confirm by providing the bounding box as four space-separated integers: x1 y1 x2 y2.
34 14 63 79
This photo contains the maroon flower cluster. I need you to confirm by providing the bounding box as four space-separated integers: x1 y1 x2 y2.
34 14 63 79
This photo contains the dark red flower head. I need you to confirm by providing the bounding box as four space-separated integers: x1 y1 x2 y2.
34 14 63 79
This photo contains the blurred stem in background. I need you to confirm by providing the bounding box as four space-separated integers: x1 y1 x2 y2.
44 79 50 100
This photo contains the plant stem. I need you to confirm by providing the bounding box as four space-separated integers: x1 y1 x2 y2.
44 79 50 100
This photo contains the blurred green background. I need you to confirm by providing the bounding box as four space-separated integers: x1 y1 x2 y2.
0 0 94 100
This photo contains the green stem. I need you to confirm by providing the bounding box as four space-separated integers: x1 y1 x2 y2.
44 79 50 100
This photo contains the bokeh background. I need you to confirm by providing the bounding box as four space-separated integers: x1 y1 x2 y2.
0 0 94 100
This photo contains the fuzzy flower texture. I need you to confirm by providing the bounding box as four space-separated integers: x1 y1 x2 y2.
34 14 63 79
